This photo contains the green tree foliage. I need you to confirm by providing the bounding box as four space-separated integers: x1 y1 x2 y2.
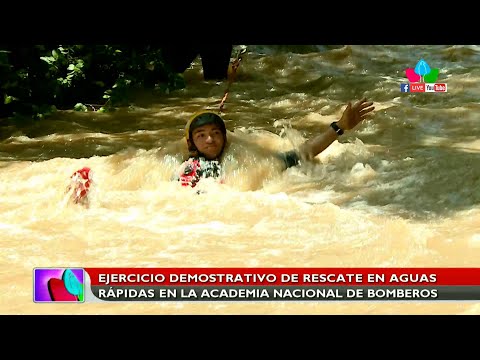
0 45 184 119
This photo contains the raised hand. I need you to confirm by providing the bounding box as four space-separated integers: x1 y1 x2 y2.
337 97 375 131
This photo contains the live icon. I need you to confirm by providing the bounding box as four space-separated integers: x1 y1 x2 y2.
410 83 425 92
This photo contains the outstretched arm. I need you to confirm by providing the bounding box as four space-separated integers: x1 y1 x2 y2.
297 98 375 161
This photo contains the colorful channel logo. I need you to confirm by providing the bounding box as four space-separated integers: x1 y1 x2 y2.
400 59 447 93
33 268 84 302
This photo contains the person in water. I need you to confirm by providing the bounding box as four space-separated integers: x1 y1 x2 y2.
177 97 375 188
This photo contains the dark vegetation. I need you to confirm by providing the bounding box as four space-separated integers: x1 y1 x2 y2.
0 44 233 120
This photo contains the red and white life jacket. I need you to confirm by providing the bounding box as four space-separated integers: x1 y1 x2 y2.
178 157 222 188
68 167 92 203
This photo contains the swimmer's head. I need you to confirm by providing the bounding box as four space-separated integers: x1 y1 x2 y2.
185 111 227 159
